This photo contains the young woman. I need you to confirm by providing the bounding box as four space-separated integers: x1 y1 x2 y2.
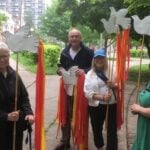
84 48 118 150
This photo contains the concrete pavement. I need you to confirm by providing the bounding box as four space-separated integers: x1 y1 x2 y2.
9 58 149 150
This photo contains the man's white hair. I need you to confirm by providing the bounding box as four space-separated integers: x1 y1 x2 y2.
0 42 10 52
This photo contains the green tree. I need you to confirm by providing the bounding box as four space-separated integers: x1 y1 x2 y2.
56 0 150 57
40 1 71 43
56 0 124 33
0 12 8 30
56 0 124 48
76 24 100 47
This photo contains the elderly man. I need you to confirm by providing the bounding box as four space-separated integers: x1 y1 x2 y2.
55 28 94 150
0 42 34 150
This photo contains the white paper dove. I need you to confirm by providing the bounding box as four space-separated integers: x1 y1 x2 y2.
60 66 78 96
2 24 39 53
101 7 131 34
101 15 117 34
110 7 131 29
132 15 150 36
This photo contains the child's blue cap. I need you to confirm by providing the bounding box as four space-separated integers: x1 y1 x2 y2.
94 48 106 58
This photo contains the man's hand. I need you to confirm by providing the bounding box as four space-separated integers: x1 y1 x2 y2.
75 69 84 76
25 115 34 124
57 67 63 76
7 111 19 122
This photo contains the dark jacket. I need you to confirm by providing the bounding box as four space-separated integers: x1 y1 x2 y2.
0 66 33 150
59 43 94 73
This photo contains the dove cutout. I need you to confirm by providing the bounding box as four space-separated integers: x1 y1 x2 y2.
110 7 131 29
132 15 150 36
101 7 131 34
2 24 39 53
101 15 117 34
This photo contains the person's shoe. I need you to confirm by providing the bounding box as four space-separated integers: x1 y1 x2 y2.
54 142 70 150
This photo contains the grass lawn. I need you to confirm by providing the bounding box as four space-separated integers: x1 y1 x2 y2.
128 64 150 82
11 53 150 82
11 53 57 75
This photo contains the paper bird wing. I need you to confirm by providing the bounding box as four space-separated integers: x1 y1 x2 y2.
109 7 131 29
143 15 150 35
101 17 117 34
1 31 13 39
132 15 150 35
101 8 117 34
15 24 30 36
110 7 116 16
114 8 131 29
1 31 21 51
143 15 150 24
2 27 39 53
117 9 128 17
20 34 39 53
8 34 39 53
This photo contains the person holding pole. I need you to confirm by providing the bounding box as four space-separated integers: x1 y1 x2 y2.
0 42 34 150
84 48 118 150
131 81 150 150
55 28 93 150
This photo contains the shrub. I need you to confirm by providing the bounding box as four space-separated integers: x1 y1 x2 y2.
20 51 37 63
44 44 61 67
130 49 148 58
128 64 150 82
11 44 61 74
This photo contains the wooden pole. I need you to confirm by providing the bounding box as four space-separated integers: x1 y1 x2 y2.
105 39 115 128
135 35 145 103
13 0 23 149
13 53 19 150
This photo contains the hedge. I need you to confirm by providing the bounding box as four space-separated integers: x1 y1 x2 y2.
130 49 148 58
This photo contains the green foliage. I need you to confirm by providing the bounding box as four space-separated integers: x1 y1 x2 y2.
130 49 148 58
11 44 61 75
20 51 37 63
56 0 124 33
44 44 61 67
124 0 150 58
56 0 78 13
40 2 71 43
11 52 37 73
128 64 150 82
124 0 150 13
0 12 8 27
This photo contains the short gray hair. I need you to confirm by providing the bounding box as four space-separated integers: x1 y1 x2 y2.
0 42 10 52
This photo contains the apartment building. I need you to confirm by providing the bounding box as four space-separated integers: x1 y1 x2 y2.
0 0 46 28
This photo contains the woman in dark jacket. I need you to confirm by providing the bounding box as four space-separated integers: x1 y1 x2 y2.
0 42 34 150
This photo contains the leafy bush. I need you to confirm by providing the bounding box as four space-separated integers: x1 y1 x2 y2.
11 44 61 75
44 44 61 67
128 64 150 82
130 49 148 58
19 51 37 63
